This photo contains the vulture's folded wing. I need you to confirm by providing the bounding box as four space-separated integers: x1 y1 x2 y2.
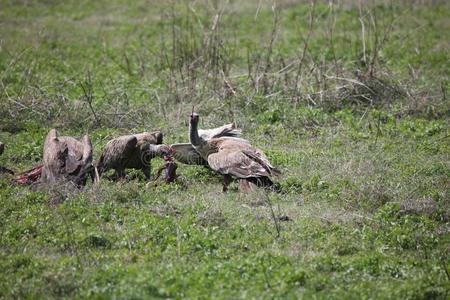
65 158 81 175
76 134 93 175
58 137 82 175
43 129 69 180
171 143 208 166
100 135 138 165
207 148 272 179
80 134 93 166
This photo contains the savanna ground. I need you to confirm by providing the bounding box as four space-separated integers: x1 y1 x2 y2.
0 0 449 298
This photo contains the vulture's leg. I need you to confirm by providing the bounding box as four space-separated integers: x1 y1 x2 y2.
76 176 88 188
222 175 233 192
142 165 151 181
114 168 126 181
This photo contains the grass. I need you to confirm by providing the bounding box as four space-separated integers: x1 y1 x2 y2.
0 0 449 299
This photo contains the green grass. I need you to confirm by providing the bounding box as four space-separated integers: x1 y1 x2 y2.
1 0 449 299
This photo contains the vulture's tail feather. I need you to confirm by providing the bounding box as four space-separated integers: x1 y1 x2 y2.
242 177 281 193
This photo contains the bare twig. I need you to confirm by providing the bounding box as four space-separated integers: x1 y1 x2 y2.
358 0 367 65
262 1 280 94
79 71 100 126
265 193 280 238
295 0 316 92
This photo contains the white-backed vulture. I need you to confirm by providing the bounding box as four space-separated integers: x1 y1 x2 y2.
170 123 242 166
97 131 170 180
41 129 98 187
189 113 280 192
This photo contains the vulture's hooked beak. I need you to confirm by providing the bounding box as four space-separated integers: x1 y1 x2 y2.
163 147 176 161
190 107 199 124
190 106 197 118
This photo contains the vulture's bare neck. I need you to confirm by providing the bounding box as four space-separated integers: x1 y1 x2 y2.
189 120 203 147
148 144 165 158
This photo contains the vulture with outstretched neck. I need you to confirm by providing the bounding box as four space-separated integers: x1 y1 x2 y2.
170 122 242 166
189 113 280 192
41 129 98 187
97 131 171 180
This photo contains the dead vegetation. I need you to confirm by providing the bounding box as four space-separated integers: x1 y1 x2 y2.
0 1 448 298
0 1 447 133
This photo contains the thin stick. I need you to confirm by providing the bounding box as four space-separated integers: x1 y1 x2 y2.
265 193 280 238
359 0 367 65
295 0 316 90
255 0 262 20
441 256 450 281
176 216 182 259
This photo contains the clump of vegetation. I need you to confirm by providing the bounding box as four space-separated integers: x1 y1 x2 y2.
0 0 449 299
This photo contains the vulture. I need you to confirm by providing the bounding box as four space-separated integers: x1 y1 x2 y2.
0 142 15 175
97 131 171 180
189 113 280 192
41 129 98 187
170 123 242 166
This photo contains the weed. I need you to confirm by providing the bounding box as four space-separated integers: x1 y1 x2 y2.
0 0 449 299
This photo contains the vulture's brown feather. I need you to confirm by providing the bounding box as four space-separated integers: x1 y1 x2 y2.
97 131 169 180
189 113 280 192
41 129 96 187
170 143 208 166
207 139 275 179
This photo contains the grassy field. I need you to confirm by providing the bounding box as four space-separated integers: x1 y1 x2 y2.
0 0 449 299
